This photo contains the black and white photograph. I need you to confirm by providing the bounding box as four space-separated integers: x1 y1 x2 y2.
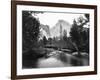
22 11 90 69
11 1 97 79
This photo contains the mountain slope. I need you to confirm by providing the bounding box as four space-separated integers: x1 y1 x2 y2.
39 24 50 40
50 19 72 38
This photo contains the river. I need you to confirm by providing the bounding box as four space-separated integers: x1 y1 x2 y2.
36 51 89 68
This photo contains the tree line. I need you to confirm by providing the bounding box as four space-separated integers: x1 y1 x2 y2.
22 11 89 56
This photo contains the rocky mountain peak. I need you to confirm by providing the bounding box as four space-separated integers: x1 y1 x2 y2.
50 19 72 38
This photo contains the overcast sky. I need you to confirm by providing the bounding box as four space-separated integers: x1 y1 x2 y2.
32 12 86 28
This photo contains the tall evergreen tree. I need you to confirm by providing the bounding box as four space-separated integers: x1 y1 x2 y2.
70 14 90 56
22 11 40 51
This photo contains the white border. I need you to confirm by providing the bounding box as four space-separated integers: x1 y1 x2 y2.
17 5 94 75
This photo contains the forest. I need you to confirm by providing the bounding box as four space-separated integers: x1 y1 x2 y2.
22 11 89 68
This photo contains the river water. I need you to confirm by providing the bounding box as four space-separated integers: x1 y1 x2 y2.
36 51 89 68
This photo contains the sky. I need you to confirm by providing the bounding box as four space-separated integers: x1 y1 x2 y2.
32 12 86 28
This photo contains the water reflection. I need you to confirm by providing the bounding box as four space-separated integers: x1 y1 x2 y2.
23 50 89 69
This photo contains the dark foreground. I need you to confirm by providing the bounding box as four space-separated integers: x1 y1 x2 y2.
22 48 89 68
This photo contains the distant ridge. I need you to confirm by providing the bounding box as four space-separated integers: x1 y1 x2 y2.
50 19 72 38
39 24 50 39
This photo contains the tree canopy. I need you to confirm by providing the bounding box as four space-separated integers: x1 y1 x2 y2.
70 14 89 54
22 11 40 51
